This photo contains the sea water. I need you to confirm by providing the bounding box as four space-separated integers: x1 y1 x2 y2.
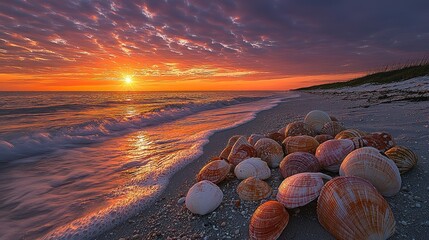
0 91 298 239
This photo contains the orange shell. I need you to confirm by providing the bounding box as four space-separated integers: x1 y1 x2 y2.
279 152 320 178
276 172 331 208
266 132 285 146
219 135 243 159
320 121 345 137
284 121 316 137
255 138 284 168
237 177 272 201
335 129 366 139
196 160 231 184
282 135 319 155
362 132 395 151
385 145 418 174
249 200 289 240
314 134 334 144
248 133 265 146
317 176 396 240
227 136 257 166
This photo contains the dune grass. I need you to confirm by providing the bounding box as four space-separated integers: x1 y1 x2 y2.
297 60 429 90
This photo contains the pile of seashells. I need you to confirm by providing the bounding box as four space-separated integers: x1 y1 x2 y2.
185 110 419 239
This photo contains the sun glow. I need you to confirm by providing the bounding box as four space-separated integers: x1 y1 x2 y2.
124 75 133 84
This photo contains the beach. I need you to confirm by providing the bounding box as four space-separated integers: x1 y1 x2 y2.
96 90 429 240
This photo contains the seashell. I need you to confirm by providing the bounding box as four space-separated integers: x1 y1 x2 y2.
279 152 321 178
248 134 265 146
227 136 257 166
196 160 231 184
277 172 331 208
277 126 286 134
362 132 395 151
340 147 401 197
254 138 284 168
284 121 315 137
219 135 243 159
314 134 333 144
320 121 345 137
385 146 418 174
234 157 271 180
237 177 272 201
315 139 356 172
249 200 289 240
266 132 285 146
185 180 223 215
317 176 396 240
304 110 332 133
282 135 319 155
329 115 338 121
335 129 366 139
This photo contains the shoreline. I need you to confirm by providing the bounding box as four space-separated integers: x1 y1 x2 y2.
96 91 429 240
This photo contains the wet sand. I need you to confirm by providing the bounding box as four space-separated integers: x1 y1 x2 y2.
96 91 429 240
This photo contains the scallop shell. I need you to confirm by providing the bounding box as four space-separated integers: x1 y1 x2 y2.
314 134 333 144
315 139 356 172
277 127 286 134
282 135 319 155
248 134 265 146
339 147 401 197
237 177 272 201
196 160 231 184
279 152 321 178
284 121 316 137
266 132 285 146
317 176 396 240
335 129 366 139
219 135 243 159
249 200 289 240
276 172 332 208
304 110 332 133
234 157 271 180
385 146 418 174
362 132 395 151
185 180 223 215
329 115 338 121
320 121 345 137
254 138 284 168
227 136 257 166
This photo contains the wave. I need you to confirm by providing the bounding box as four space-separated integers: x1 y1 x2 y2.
0 104 97 116
0 96 267 162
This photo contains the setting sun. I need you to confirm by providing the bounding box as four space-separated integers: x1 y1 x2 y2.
124 76 133 84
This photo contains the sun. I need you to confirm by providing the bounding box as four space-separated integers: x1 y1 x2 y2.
124 75 133 84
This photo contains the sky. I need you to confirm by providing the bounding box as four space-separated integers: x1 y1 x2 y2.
1 0 428 91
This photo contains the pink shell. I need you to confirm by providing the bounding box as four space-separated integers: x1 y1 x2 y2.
315 139 355 172
249 201 289 240
276 172 332 208
279 152 321 178
362 132 395 151
227 136 257 166
284 121 316 137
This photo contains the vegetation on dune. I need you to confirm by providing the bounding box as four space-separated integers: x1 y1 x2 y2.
297 59 429 90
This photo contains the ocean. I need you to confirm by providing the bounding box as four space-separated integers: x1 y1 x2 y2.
0 91 298 239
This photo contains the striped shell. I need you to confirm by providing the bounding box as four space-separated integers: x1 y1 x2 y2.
362 132 395 151
315 139 356 172
227 136 257 166
335 129 366 139
276 172 332 208
284 121 315 137
279 152 321 178
304 110 332 133
196 160 231 184
314 134 334 144
385 146 418 174
320 121 346 137
248 134 265 146
282 136 319 155
277 127 286 134
237 177 272 201
255 138 284 168
219 135 243 159
249 200 289 240
266 132 285 146
317 176 396 240
330 115 338 121
234 157 271 180
185 180 223 215
340 147 401 197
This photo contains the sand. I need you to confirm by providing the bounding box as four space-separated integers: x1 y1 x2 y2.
95 91 429 240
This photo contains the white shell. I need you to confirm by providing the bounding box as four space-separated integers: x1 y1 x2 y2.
304 110 332 133
234 157 271 180
185 180 223 215
254 138 284 168
339 147 401 197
